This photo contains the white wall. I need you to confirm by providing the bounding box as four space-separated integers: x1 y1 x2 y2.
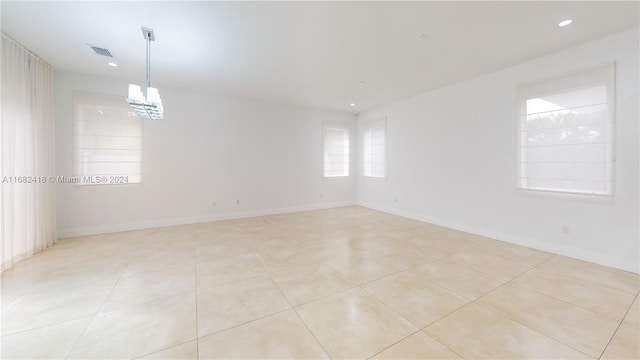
54 72 356 237
357 28 639 273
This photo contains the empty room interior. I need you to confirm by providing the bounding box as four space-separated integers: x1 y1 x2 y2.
1 1 639 359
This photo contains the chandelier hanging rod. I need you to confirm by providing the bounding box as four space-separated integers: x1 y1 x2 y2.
127 26 163 120
143 27 154 88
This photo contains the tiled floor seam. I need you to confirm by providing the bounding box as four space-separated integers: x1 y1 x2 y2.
4 207 637 359
473 245 555 267
356 283 423 328
473 255 633 358
197 271 268 293
494 254 555 288
363 329 421 359
471 298 597 359
468 259 597 358
401 247 498 280
533 257 639 296
133 340 196 360
506 280 632 323
263 257 330 276
362 328 463 360
1 286 26 311
403 264 492 299
192 227 200 360
446 256 536 284
597 291 640 359
354 281 470 355
358 272 473 320
507 256 635 323
282 283 362 308
196 307 292 341
0 315 92 350
268 274 332 359
194 250 256 265
417 302 493 359
348 267 406 287
63 262 130 360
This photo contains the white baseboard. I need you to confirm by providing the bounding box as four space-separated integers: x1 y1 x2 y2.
57 200 356 238
357 201 639 274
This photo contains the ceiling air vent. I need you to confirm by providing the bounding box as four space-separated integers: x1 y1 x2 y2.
89 45 113 57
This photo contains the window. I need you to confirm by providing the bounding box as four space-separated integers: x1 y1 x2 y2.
73 93 143 184
323 122 350 177
363 118 386 178
517 64 614 195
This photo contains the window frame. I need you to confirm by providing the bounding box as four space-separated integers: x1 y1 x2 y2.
515 63 615 196
72 92 143 186
322 121 351 179
363 117 387 179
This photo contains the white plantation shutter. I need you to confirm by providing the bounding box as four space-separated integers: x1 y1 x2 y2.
323 122 350 177
517 64 614 195
364 118 386 178
73 93 143 184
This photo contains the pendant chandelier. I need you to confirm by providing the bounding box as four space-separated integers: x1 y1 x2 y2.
127 27 163 120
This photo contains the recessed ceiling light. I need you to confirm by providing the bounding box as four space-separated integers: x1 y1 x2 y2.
558 19 573 27
108 62 118 67
350 103 356 107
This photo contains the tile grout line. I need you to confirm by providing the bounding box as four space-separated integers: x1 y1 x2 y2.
406 266 499 302
470 299 595 359
538 256 640 296
63 254 134 360
0 315 92 340
509 255 634 323
358 272 468 317
354 284 431 357
133 339 196 360
197 270 268 293
506 280 632 323
356 277 470 359
522 264 638 297
197 307 292 342
364 328 424 359
192 225 200 360
422 302 487 359
267 274 333 359
193 221 293 344
597 291 639 360
85 225 199 359
5 207 636 359
469 259 598 359
282 283 362 307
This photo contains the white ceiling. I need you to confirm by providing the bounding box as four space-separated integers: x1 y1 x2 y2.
2 1 638 113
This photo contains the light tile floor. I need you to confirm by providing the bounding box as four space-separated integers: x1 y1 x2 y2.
1 206 638 359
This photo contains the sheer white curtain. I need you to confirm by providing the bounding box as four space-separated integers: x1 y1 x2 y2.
1 34 56 271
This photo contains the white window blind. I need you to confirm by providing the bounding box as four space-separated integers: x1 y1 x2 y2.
323 122 350 177
363 118 386 178
517 64 614 195
73 93 143 184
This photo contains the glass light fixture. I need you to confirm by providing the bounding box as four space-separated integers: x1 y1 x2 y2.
127 27 163 120
558 19 573 27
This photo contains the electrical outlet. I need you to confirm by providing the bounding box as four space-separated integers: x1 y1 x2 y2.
320 193 324 199
236 199 240 205
394 196 398 203
212 201 216 207
562 225 571 235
